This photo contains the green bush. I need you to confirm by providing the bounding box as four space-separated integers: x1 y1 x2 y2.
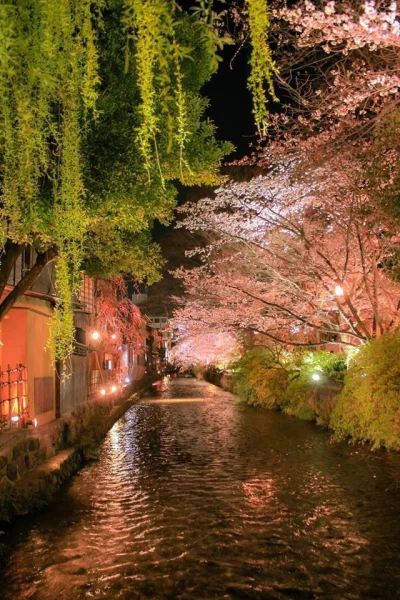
330 332 400 450
292 350 347 382
234 348 289 408
232 348 347 421
283 374 319 420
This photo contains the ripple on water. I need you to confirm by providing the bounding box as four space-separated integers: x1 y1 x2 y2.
1 377 400 600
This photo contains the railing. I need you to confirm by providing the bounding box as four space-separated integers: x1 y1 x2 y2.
0 364 28 432
7 248 56 296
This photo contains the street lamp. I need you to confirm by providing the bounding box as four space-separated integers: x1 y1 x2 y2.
334 284 344 297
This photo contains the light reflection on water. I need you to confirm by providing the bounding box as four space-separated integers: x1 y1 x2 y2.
1 377 400 599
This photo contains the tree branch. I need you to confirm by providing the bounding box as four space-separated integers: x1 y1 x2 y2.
0 247 58 322
0 240 25 299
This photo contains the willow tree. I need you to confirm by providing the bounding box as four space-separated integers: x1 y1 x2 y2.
83 0 233 282
0 0 275 360
0 0 101 359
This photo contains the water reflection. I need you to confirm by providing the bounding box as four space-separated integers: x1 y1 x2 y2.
1 377 400 599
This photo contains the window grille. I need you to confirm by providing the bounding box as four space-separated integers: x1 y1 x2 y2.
0 364 28 432
76 275 94 313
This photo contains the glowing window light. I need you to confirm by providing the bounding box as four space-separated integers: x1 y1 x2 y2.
311 373 321 382
91 330 100 341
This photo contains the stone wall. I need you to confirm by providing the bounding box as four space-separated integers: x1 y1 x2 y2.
0 376 153 526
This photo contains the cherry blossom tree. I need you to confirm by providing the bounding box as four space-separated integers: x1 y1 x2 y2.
94 279 147 353
170 328 239 370
170 1 400 357
230 0 400 169
173 155 400 349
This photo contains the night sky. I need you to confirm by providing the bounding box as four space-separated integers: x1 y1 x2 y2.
150 41 257 313
204 43 255 158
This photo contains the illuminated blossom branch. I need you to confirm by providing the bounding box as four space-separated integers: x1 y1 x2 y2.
255 0 400 158
94 279 146 351
170 328 239 369
174 157 400 349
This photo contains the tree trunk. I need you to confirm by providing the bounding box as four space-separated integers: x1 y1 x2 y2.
0 246 58 322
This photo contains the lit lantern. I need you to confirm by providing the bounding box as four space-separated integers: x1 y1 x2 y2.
111 385 117 393
91 331 100 341
111 333 117 340
100 388 106 396
11 415 19 423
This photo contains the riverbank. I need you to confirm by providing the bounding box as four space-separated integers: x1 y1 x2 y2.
195 356 343 427
0 376 155 532
195 332 400 451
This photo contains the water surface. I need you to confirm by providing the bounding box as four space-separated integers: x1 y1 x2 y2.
1 377 400 599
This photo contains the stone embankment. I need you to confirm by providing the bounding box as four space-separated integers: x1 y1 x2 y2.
0 377 154 527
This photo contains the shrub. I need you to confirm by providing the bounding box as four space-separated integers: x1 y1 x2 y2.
233 348 289 408
292 350 347 382
283 374 319 420
330 332 400 450
232 348 347 421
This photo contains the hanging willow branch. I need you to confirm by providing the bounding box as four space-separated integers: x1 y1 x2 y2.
122 0 196 182
0 0 102 361
246 0 278 137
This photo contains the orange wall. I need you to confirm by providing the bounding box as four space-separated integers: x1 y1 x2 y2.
26 301 55 424
2 296 55 425
2 307 27 367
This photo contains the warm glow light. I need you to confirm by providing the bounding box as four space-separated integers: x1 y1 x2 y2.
111 385 117 393
100 388 106 396
111 333 117 340
335 284 344 297
11 415 19 423
311 373 321 382
33 418 38 428
91 330 100 341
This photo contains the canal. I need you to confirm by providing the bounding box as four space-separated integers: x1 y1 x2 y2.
1 377 400 599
